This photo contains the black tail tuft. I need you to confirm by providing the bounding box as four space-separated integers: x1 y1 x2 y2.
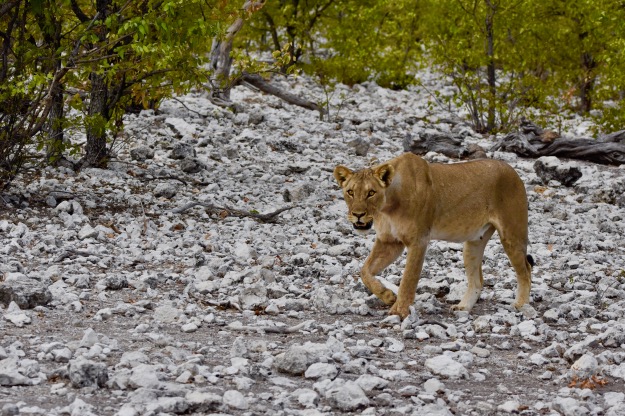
527 255 535 267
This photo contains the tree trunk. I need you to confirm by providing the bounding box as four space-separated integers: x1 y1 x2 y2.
209 14 246 102
485 3 497 132
82 72 109 168
81 0 111 169
579 52 595 114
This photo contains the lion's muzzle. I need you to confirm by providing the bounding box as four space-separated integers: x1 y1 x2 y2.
353 220 373 230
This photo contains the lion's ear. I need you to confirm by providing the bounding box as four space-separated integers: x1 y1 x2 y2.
333 166 353 187
374 164 394 187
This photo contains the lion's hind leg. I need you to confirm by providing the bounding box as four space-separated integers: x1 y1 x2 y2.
451 225 496 312
500 234 532 310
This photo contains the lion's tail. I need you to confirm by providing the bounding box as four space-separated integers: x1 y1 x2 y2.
526 255 535 268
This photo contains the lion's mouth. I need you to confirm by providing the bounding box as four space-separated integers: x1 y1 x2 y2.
353 221 373 230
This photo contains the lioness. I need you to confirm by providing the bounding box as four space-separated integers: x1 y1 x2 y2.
334 152 533 319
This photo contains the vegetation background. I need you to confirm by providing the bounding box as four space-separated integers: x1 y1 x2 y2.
2 0 625 189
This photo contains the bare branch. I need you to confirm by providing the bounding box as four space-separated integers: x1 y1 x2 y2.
228 320 315 334
172 201 298 223
240 72 326 116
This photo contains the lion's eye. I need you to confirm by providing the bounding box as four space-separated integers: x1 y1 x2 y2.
347 190 354 197
367 190 376 198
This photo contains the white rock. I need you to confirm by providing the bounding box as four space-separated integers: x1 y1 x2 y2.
153 305 181 323
425 355 468 379
0 358 33 386
128 364 160 388
325 380 369 411
3 312 31 327
516 320 537 336
497 400 520 413
305 362 339 379
223 390 248 410
529 353 549 366
385 337 405 352
553 396 589 416
78 224 98 240
570 354 598 379
423 378 445 393
355 374 389 392
417 404 453 416
79 328 99 348
181 322 198 333
68 357 108 388
290 388 319 408
604 392 625 408
607 362 625 381
185 391 222 413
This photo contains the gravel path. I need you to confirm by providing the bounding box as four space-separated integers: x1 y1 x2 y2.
1 73 625 416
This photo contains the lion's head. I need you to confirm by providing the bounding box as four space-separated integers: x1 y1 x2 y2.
333 163 395 232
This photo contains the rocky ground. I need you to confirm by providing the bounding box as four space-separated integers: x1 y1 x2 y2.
1 73 625 416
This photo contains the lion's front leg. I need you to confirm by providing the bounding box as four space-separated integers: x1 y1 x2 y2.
361 239 404 306
389 243 427 319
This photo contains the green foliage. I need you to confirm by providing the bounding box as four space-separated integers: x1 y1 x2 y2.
242 0 422 89
1 0 230 180
4 0 625 186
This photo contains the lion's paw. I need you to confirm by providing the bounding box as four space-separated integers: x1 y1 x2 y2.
450 303 469 312
389 303 410 320
379 289 397 306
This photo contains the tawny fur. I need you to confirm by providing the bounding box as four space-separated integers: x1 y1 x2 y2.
334 152 532 319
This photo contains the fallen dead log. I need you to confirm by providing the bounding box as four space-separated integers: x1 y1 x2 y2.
239 72 327 117
491 119 625 165
171 201 297 223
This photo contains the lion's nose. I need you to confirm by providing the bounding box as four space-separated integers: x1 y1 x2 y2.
352 211 366 220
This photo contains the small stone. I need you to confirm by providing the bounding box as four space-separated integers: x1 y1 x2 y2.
3 310 31 327
425 355 469 379
78 224 99 240
180 158 202 173
516 320 537 336
0 280 52 309
553 397 589 416
543 308 560 322
185 391 222 413
169 142 196 159
1 403 19 416
529 353 549 366
265 302 280 315
153 305 181 323
130 146 154 161
79 328 99 348
305 363 338 380
325 380 369 411
103 275 128 290
0 358 33 386
570 354 598 379
385 337 405 353
497 400 520 413
423 378 445 393
470 346 490 358
290 388 319 408
154 183 177 199
181 322 198 333
534 156 582 187
231 337 248 359
273 343 330 375
67 357 108 388
355 374 389 392
223 390 248 410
